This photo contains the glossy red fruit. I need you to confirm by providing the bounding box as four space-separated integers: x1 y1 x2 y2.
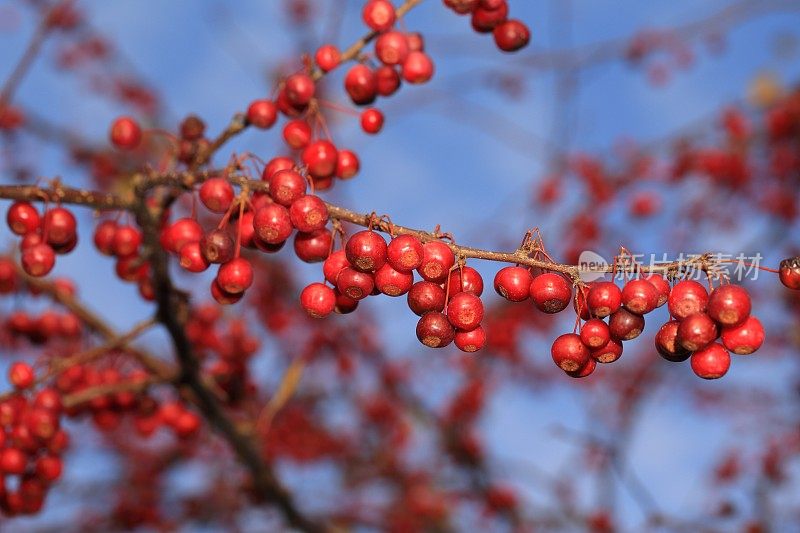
254 204 293 244
289 195 328 232
387 235 424 272
494 266 532 301
210 279 243 305
586 281 621 317
621 278 659 314
43 207 77 247
417 241 455 282
294 229 332 263
416 312 455 348
199 178 234 214
335 149 360 179
323 250 350 285
455 326 485 352
471 2 508 33
448 266 484 296
110 116 142 149
200 229 234 264
162 217 203 254
551 333 590 372
402 51 434 84
300 283 336 318
315 44 341 72
361 108 384 134
530 273 572 313
779 257 800 289
262 156 295 181
721 316 764 355
590 338 623 364
302 140 339 179
9 362 34 389
362 0 396 31
407 280 446 316
375 65 402 96
112 225 142 258
179 242 210 272
21 243 55 277
677 312 718 352
35 454 63 483
446 292 483 330
493 19 530 52
690 342 731 379
655 320 691 362
643 274 670 307
283 119 312 149
246 99 277 129
0 447 26 475
566 358 596 378
707 285 751 327
346 230 387 272
580 319 610 349
7 201 40 235
268 169 307 206
284 73 315 107
345 64 377 105
336 267 374 300
334 290 359 314
375 31 409 65
216 258 253 295
374 263 414 296
668 280 709 320
608 308 645 341
93 220 118 255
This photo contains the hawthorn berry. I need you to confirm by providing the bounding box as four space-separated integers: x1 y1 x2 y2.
35 455 63 483
779 257 800 289
455 326 486 352
586 281 622 317
415 241 455 283
7 201 40 235
9 362 34 389
690 342 731 379
109 116 142 149
216 258 253 295
21 243 55 277
93 220 118 255
402 51 434 84
283 73 315 107
254 204 293 244
580 319 611 349
721 316 764 355
334 290 359 314
375 65 402 96
268 169 307 206
471 2 508 33
345 64 377 105
407 280 447 316
416 311 455 348
289 195 328 232
361 108 384 134
362 0 396 31
0 447 26 475
211 279 243 305
43 207 77 247
112 225 142 257
448 266 484 296
179 242 210 273
494 266 532 301
668 280 709 320
200 229 235 264
655 320 691 362
493 19 530 52
199 178 234 214
375 31 410 65
643 274 670 307
707 284 751 327
323 250 351 285
608 308 645 341
551 333 590 372
677 312 718 352
621 278 659 315
161 218 202 254
567 358 597 378
529 273 572 313
590 338 623 364
337 267 375 300
303 140 339 179
283 119 312 149
294 229 332 263
246 99 277 129
262 156 295 181
387 235 424 272
335 149 360 179
346 230 388 272
374 263 414 296
315 44 341 72
179 114 206 140
446 292 484 330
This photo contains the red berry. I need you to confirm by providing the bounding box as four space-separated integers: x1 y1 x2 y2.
448 266 484 296
375 31 409 65
200 229 234 264
387 235 424 272
289 195 328 233
110 116 142 149
721 316 764 355
621 278 659 314
179 241 209 272
690 342 730 379
334 290 359 314
586 281 622 317
655 320 691 362
471 2 508 33
315 44 341 72
494 266 532 302
406 32 424 51
276 89 307 117
9 361 34 389
407 280 446 316
246 99 277 129
374 263 414 296
362 0 396 31
323 250 351 285
361 108 384 134
643 274 670 307
303 140 339 179
551 333 590 372
179 115 205 140
707 285 751 327
493 19 530 52
300 283 336 318
269 169 307 206
161 217 202 254
416 312 455 348
294 229 332 263
375 65 402 96
779 257 800 290
402 51 434 84
346 230 387 272
336 267 374 300
35 454 63 483
417 241 455 283
677 312 718 352
590 338 623 364
210 279 243 305
566 358 596 378
0 447 26 475
455 326 486 352
93 220 118 255
216 258 253 295
262 156 295 181
667 280 709 320
345 64 377 105
283 119 312 149
529 273 572 313
283 73 315 107
112 225 142 257
446 292 483 330
21 243 55 277
7 201 40 235
253 204 293 245
43 207 77 247
199 178 234 214
580 318 610 349
335 149 360 179
608 308 645 341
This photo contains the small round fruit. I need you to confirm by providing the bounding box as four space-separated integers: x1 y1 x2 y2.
344 64 377 106
254 204 293 244
216 258 253 295
7 201 40 235
302 140 339 179
779 257 800 289
374 263 414 296
447 266 484 296
580 318 610 349
335 149 360 179
246 99 277 129
315 44 341 72
643 274 670 307
323 250 350 285
566 358 596 378
93 220 118 255
199 178 234 214
494 266 531 302
345 230 388 272
300 283 336 318
110 116 142 149
43 207 77 247
407 281 446 316
608 308 645 341
9 362 35 389
416 312 455 348
402 51 434 84
446 292 483 331
269 169 307 206
336 267 374 300
362 0 396 31
721 316 764 355
289 195 329 233
529 273 572 313
294 229 332 263
621 278 659 314
454 326 486 353
677 312 718 352
283 73 315 107
417 241 455 283
655 320 691 362
590 338 623 364
361 108 384 134
21 243 55 277
668 280 709 320
690 342 731 379
586 281 622 317
707 285 751 327
387 235 424 272
493 19 530 52
551 333 590 372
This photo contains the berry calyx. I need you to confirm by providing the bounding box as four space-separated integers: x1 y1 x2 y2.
446 292 484 330
346 230 388 272
289 195 329 233
387 235 424 272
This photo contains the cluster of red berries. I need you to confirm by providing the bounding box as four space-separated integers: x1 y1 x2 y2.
92 219 153 300
6 201 78 278
5 310 82 344
0 365 68 516
442 0 531 52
